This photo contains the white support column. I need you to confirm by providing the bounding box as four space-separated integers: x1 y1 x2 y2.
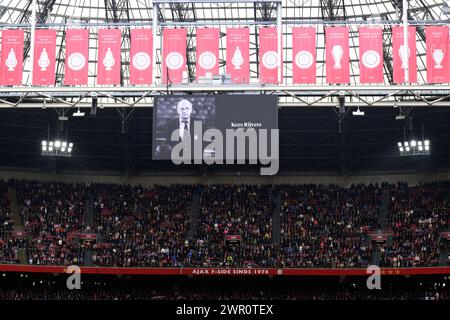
403 0 409 83
276 1 282 84
152 2 158 85
29 0 38 83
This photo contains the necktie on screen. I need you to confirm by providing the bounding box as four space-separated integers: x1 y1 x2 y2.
182 121 189 140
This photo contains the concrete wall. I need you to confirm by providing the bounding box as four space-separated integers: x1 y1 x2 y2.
1 167 450 187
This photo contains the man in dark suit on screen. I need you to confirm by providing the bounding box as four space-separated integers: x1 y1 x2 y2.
166 99 199 144
154 98 211 159
156 99 201 154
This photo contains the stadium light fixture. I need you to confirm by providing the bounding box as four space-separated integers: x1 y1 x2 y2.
352 107 364 116
73 107 85 117
397 139 430 156
41 139 73 157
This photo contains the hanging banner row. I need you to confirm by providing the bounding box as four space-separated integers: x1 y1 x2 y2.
0 26 449 86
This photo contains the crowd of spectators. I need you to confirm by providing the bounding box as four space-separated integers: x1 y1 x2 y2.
279 183 381 268
91 183 195 267
16 180 89 265
0 180 17 264
192 184 277 267
0 180 447 269
380 182 449 267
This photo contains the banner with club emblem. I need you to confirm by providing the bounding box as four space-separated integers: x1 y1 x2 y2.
359 27 383 84
64 29 89 85
130 28 153 85
292 27 316 84
196 28 219 81
259 27 282 84
162 28 187 84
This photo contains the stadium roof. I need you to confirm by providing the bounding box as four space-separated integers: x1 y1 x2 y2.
0 0 448 86
0 1 449 176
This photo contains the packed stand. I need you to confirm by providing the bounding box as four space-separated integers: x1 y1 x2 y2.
380 182 450 267
0 181 19 264
280 183 381 268
1 179 449 269
16 180 89 265
192 184 277 267
92 183 195 267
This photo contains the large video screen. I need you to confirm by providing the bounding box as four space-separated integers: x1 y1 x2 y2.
153 95 278 161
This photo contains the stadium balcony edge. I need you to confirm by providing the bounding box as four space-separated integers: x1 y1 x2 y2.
0 265 449 276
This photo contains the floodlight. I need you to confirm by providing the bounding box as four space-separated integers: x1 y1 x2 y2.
398 139 431 156
41 140 73 157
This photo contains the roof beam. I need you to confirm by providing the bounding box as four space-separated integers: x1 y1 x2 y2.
320 0 346 21
18 0 57 58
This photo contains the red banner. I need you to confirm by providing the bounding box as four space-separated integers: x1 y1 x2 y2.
0 265 449 276
392 26 417 83
0 29 24 85
64 29 89 85
162 28 187 84
97 29 121 85
359 27 384 84
80 233 97 240
130 28 153 85
292 27 316 84
33 29 57 85
196 28 219 80
259 27 282 84
426 26 449 84
226 28 250 84
325 27 350 84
